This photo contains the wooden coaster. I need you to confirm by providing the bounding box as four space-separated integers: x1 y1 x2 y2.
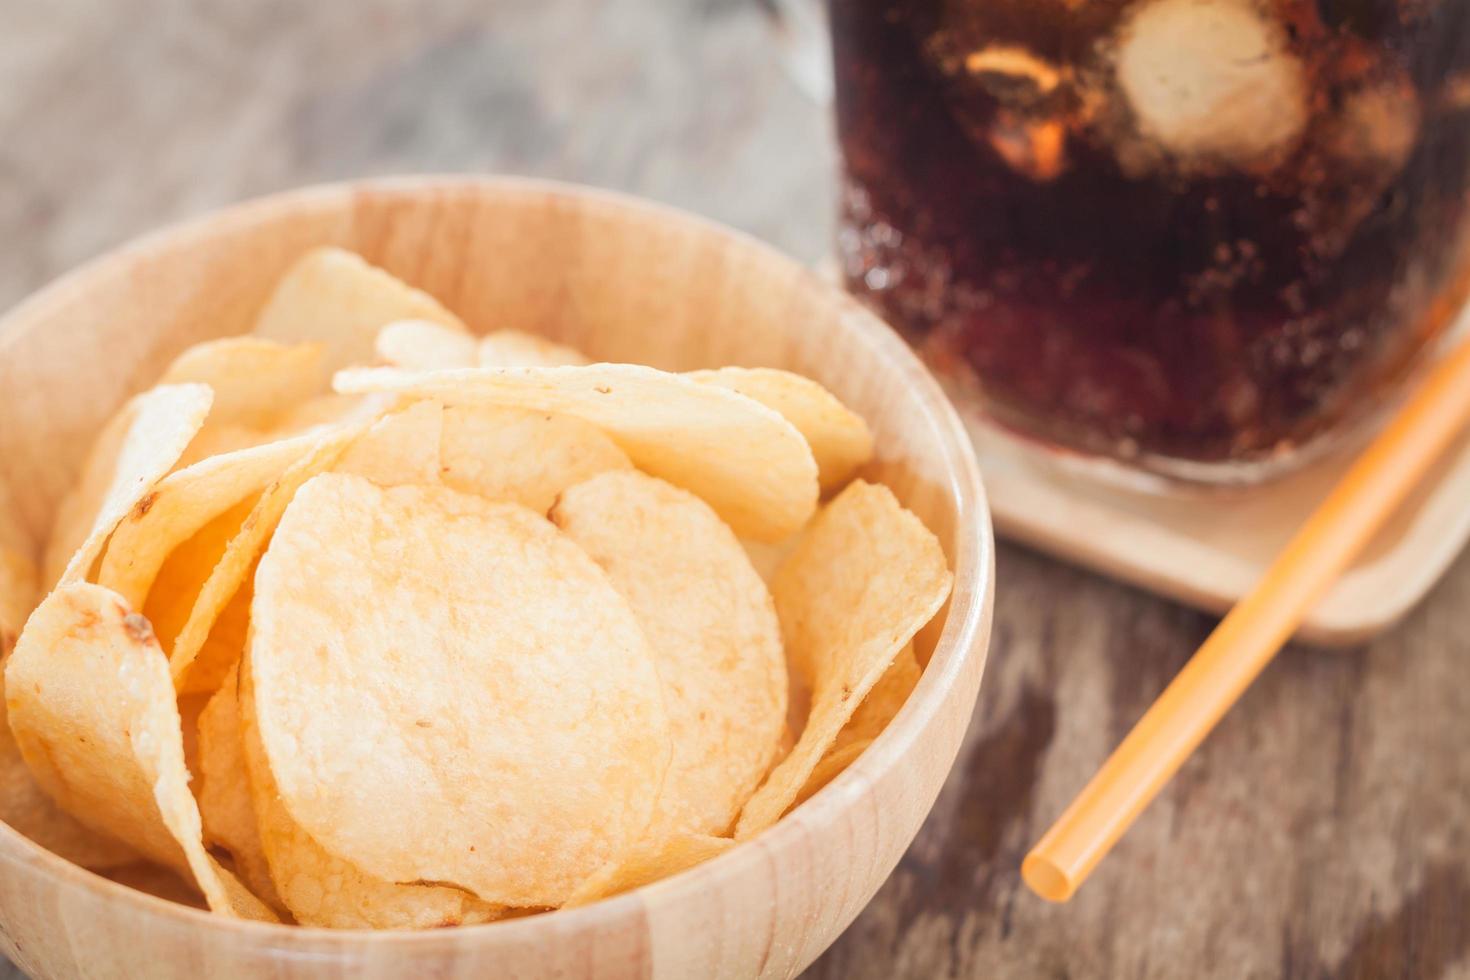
962 402 1470 647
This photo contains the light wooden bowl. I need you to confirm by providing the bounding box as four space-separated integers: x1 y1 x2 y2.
0 177 994 979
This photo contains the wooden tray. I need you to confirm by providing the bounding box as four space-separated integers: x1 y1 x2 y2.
960 399 1470 647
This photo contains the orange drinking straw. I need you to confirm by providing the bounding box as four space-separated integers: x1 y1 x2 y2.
1023 330 1470 903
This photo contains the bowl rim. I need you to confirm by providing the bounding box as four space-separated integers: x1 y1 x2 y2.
0 175 994 945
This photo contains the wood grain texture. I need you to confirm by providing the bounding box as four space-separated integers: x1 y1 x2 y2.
971 413 1470 646
1 2 1467 979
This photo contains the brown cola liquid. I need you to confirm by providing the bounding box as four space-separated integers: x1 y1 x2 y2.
832 0 1470 477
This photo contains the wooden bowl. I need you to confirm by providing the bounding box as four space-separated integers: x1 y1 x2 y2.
0 177 994 979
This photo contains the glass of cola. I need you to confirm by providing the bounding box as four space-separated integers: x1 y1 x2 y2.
831 0 1470 484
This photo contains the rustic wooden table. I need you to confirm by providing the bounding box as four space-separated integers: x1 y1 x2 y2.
3 2 1468 977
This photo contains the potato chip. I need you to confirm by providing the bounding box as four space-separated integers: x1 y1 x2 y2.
375 320 478 370
773 725 797 769
169 429 360 694
159 337 323 429
792 738 873 810
175 580 253 698
195 668 288 918
335 365 818 541
176 424 272 470
238 661 497 929
177 691 208 788
478 329 591 368
98 430 328 609
0 530 137 869
552 471 785 836
735 482 951 838
5 583 275 919
0 774 94 877
139 497 257 658
103 861 208 909
741 534 801 587
253 247 467 381
43 384 214 587
743 531 810 756
155 410 405 698
441 405 630 513
688 367 873 493
0 698 138 870
563 833 735 908
790 643 919 812
334 400 443 487
784 679 811 759
272 392 391 435
834 642 920 754
250 474 671 906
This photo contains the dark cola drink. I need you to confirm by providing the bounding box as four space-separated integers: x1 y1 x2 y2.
832 0 1470 481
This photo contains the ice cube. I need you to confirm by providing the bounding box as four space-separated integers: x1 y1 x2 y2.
1113 0 1306 168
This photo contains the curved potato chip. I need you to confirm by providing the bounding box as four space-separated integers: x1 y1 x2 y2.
834 642 920 754
154 406 385 696
792 738 873 810
441 405 630 513
170 428 361 694
552 471 785 836
237 661 496 929
181 398 393 478
0 533 135 868
334 400 443 487
741 534 800 587
177 424 273 470
375 320 478 370
197 667 283 914
5 583 275 920
273 392 392 435
735 482 951 838
43 384 214 587
478 329 591 368
98 430 328 608
177 692 208 788
335 365 818 541
688 368 873 493
0 699 138 870
174 582 253 698
159 337 323 429
251 474 670 906
563 833 734 908
139 497 257 659
775 723 797 763
254 247 467 381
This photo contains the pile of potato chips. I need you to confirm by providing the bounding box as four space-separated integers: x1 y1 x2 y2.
0 247 952 928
